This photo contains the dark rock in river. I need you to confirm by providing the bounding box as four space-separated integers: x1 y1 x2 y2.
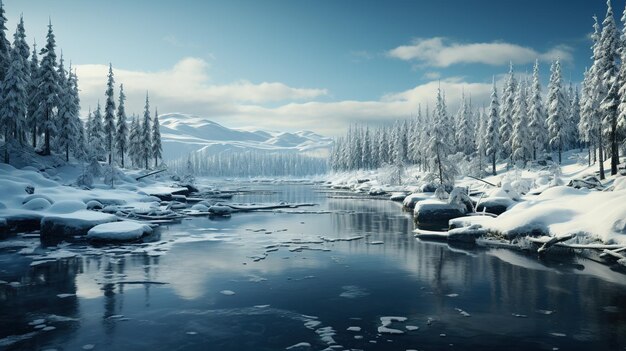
475 197 514 215
413 200 466 227
40 210 117 242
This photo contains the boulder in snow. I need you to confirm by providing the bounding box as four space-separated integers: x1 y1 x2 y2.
47 200 87 214
22 197 52 211
41 210 118 241
402 193 432 210
87 221 153 242
190 204 209 212
475 197 515 215
413 200 465 228
85 200 104 210
389 192 407 202
567 176 603 190
208 205 232 216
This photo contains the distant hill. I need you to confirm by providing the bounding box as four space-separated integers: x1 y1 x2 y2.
158 113 333 160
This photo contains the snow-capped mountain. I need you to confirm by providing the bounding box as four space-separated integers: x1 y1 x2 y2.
159 113 333 160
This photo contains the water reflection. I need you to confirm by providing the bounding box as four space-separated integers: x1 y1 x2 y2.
0 183 624 350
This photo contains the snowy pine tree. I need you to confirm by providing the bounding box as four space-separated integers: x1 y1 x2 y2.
485 79 500 175
36 21 59 156
88 102 105 160
1 41 27 163
511 79 531 163
528 60 547 160
26 42 39 148
54 55 73 161
141 93 152 169
455 91 474 156
104 63 116 164
499 62 517 162
547 60 568 164
152 108 162 168
598 0 619 176
115 84 128 168
0 0 10 82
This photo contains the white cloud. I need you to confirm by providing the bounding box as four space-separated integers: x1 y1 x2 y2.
75 58 498 136
75 57 328 116
388 37 573 67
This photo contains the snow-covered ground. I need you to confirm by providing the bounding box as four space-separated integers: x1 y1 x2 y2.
325 150 626 247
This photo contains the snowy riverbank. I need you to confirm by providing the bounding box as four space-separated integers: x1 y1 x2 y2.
325 151 626 255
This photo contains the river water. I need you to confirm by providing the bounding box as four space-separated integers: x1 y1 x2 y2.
0 183 625 351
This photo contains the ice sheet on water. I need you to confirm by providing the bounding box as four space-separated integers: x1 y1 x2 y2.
339 285 369 299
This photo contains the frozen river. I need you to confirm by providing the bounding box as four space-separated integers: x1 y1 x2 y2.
0 183 625 350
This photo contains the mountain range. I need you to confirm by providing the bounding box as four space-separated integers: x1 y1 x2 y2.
158 113 333 160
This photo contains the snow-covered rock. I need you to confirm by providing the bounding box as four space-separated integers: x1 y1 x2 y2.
482 186 626 244
87 221 153 242
47 200 87 214
85 200 104 210
402 193 432 210
413 200 465 227
190 204 209 212
208 205 232 216
476 197 515 215
22 197 52 211
40 210 118 240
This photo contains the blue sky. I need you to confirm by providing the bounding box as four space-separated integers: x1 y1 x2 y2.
4 0 617 135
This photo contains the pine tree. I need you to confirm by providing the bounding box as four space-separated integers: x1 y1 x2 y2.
36 21 59 156
68 67 83 160
128 116 140 168
115 83 128 167
152 108 162 168
104 63 116 164
568 86 581 150
511 79 531 163
485 79 500 175
455 91 474 156
547 60 567 164
88 101 105 160
598 0 619 176
1 42 27 163
0 0 10 82
528 60 547 160
26 42 39 148
141 93 152 169
12 16 29 144
499 62 517 162
54 54 73 161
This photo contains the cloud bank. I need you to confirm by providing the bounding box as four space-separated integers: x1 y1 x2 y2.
388 37 573 67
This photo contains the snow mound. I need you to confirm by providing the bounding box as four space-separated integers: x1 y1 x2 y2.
87 221 153 241
484 186 626 244
47 200 87 214
22 198 52 211
41 210 118 240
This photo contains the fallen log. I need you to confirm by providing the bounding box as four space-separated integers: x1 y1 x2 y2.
226 203 316 211
135 169 167 181
536 233 576 254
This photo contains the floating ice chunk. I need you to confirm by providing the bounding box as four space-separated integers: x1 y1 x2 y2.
220 290 235 296
378 316 407 335
369 241 384 245
537 309 555 315
446 293 459 297
455 308 471 317
406 325 419 331
186 331 198 335
346 326 361 332
42 326 56 331
57 293 75 298
549 332 566 337
339 285 369 299
82 345 95 350
87 221 153 242
285 342 311 349
512 313 528 318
